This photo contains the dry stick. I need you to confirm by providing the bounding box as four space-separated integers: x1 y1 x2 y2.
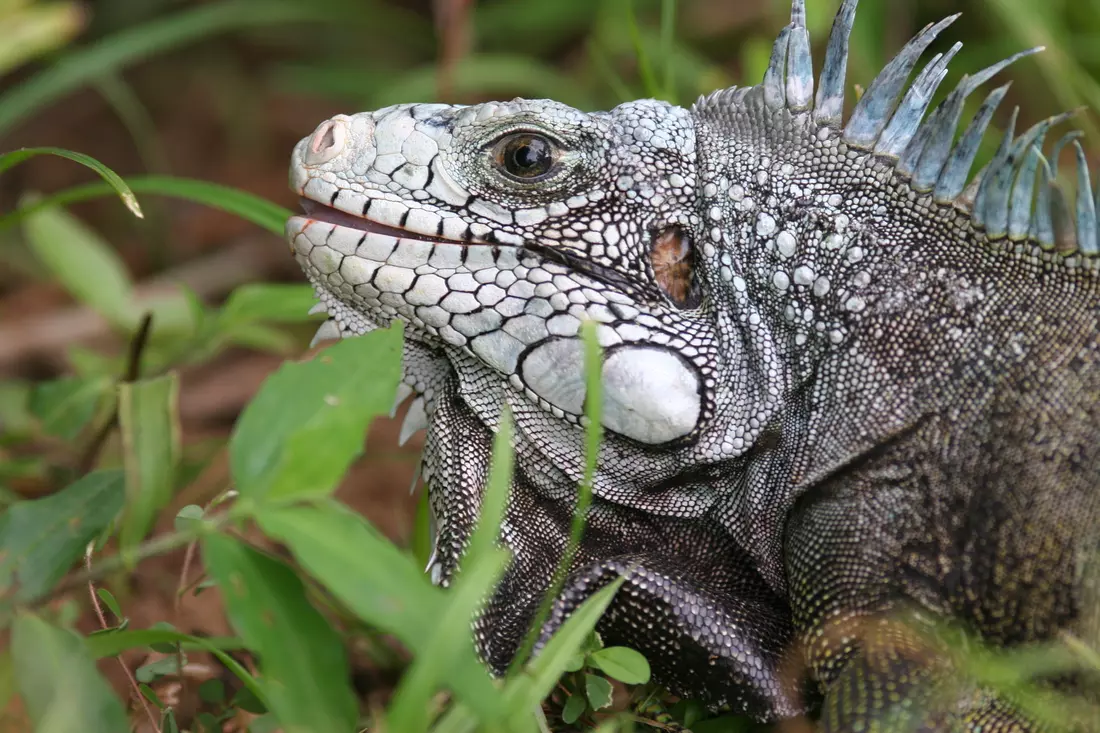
86 542 162 733
75 312 154 475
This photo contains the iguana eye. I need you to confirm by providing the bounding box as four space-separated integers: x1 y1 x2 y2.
492 132 557 180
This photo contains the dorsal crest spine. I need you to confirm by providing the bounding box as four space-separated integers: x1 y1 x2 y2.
701 0 1099 257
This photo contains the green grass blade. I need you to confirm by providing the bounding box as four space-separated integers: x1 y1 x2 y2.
508 319 603 675
0 175 291 234
0 147 141 217
0 0 322 139
385 548 511 733
461 407 514 571
623 0 659 99
502 578 624 726
659 0 677 102
255 499 509 725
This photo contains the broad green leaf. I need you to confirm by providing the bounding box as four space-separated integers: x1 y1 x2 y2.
230 323 402 503
0 175 292 235
584 673 613 711
22 204 135 327
219 283 322 325
588 646 651 684
202 533 357 733
118 372 181 555
12 612 129 733
0 469 124 600
0 148 141 217
255 500 506 724
27 374 110 441
562 692 587 725
0 0 326 139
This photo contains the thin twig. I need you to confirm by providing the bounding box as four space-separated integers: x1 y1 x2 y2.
75 312 154 474
86 542 162 733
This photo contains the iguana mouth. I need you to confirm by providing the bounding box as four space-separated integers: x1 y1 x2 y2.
298 196 474 246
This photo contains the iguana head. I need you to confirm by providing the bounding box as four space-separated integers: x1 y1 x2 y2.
285 95 752 576
287 0 1100 686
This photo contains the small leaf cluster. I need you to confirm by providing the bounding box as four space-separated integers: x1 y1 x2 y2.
557 631 652 726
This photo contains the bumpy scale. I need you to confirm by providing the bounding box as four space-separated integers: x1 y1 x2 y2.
285 0 1100 729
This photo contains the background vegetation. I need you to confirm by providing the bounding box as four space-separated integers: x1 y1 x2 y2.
1 0 1099 731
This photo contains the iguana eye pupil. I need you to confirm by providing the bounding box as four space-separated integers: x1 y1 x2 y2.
496 133 555 179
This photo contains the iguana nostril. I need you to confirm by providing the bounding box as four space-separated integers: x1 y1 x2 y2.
304 118 347 166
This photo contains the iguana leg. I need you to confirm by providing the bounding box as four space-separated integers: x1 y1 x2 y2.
784 468 1052 732
533 546 802 721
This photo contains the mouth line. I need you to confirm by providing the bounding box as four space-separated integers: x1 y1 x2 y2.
297 196 640 304
298 197 472 245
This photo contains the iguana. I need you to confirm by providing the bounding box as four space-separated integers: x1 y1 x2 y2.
284 0 1100 728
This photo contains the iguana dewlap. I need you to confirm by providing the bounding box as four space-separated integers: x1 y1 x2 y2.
285 0 1100 728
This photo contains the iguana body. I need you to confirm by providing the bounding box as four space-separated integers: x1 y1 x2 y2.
285 1 1100 728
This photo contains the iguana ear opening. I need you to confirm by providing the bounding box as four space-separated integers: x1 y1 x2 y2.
651 226 700 309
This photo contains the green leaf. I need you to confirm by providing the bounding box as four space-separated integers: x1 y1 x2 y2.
219 283 323 325
199 678 225 704
0 470 124 600
136 655 182 683
562 692 587 725
174 504 204 532
588 646 651 685
0 175 292 235
255 500 506 724
138 683 165 709
27 375 110 441
85 628 244 658
202 533 358 733
584 673 614 711
22 204 135 328
563 653 585 673
230 323 403 503
11 612 129 733
95 588 123 623
0 147 142 217
118 373 181 554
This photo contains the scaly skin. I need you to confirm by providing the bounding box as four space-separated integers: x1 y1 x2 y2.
285 0 1100 728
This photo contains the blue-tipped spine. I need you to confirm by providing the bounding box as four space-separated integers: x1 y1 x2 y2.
844 14 960 149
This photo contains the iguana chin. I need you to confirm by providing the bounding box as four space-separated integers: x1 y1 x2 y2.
284 0 1100 727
